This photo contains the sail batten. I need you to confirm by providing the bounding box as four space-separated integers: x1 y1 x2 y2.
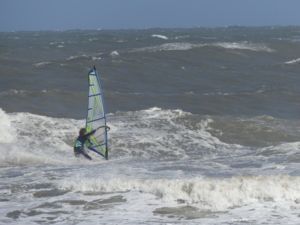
86 116 105 123
88 93 103 97
85 66 109 160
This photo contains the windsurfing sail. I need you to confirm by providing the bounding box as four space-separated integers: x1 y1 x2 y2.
85 66 109 160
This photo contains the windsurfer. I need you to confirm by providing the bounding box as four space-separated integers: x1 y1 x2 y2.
73 128 96 160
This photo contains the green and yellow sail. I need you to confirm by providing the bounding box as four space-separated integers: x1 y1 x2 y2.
85 66 109 159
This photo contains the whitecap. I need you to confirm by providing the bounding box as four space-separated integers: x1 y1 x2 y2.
0 108 15 143
151 34 168 40
60 175 300 211
88 38 98 42
66 54 89 61
92 56 102 61
33 61 52 67
131 42 202 52
0 109 83 166
285 58 300 65
110 51 120 57
174 35 190 40
131 42 273 53
49 41 65 46
212 42 274 52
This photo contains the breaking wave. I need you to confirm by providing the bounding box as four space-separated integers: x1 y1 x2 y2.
130 42 274 53
60 175 300 211
0 107 232 166
0 108 81 166
0 107 299 167
151 34 169 40
285 58 300 65
33 61 53 67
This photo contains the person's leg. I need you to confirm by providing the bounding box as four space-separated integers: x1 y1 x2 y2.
82 151 92 160
74 149 80 157
75 148 92 160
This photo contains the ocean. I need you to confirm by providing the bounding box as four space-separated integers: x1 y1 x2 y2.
0 27 300 224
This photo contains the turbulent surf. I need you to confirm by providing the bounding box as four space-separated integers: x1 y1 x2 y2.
1 27 300 225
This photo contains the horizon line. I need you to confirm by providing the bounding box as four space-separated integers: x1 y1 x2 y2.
1 25 300 33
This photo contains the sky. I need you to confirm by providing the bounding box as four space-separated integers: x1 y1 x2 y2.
1 0 300 31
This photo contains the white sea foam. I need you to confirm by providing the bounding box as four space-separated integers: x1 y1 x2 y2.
131 42 201 52
66 52 103 61
0 107 231 166
151 34 169 40
212 42 274 52
0 107 296 170
0 109 15 143
92 56 102 61
33 61 52 67
88 38 99 42
49 41 64 46
110 50 120 57
60 175 300 211
0 89 59 97
110 107 237 160
285 58 300 64
0 109 84 166
0 89 29 97
131 42 274 53
66 54 89 61
49 41 65 48
1 107 300 224
174 35 190 40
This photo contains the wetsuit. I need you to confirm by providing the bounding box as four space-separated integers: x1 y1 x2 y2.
73 130 96 160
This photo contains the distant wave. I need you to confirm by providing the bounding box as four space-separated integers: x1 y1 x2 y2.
284 58 300 65
0 89 73 97
88 37 99 42
110 50 120 57
66 54 89 61
275 37 300 43
174 35 190 40
49 41 65 48
33 61 53 67
131 42 202 52
66 51 118 61
49 41 64 45
34 53 103 65
213 42 274 52
0 89 31 97
151 34 169 40
66 53 102 61
130 42 274 53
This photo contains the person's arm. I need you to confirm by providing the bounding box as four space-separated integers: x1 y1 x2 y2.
96 125 110 131
83 129 96 138
83 125 110 139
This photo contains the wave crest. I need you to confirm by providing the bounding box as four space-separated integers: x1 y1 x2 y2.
60 175 300 211
130 42 274 53
285 58 300 65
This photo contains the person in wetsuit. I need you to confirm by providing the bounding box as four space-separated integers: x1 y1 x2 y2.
73 128 96 160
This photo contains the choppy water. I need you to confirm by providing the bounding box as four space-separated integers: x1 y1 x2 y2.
1 27 300 224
